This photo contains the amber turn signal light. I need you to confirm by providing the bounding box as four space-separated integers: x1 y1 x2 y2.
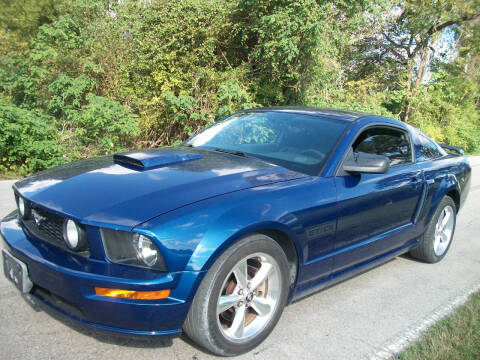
95 287 170 300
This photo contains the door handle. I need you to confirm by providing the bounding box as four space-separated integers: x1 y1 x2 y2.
410 175 423 189
411 176 422 183
426 179 435 185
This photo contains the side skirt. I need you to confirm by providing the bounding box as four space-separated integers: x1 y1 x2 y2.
290 238 419 303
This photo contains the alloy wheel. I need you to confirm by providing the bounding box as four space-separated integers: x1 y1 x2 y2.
433 205 454 256
216 252 281 342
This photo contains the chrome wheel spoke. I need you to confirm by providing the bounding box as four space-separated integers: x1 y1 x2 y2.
250 297 274 317
441 209 451 229
232 260 248 289
433 205 455 256
433 237 440 254
228 305 246 339
218 294 243 315
440 231 449 243
250 261 273 290
438 211 446 229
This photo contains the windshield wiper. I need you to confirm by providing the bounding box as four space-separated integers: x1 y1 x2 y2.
213 148 248 157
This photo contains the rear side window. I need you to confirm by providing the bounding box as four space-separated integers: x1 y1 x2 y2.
353 127 412 166
417 134 445 161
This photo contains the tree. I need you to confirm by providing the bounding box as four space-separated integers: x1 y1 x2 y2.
354 0 480 121
1 0 479 175
0 0 61 52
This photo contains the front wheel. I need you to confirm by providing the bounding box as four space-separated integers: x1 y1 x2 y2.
183 234 290 356
410 195 457 263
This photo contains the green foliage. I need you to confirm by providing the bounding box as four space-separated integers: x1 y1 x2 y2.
0 98 63 174
0 0 479 176
0 0 61 52
118 0 257 145
216 77 258 119
410 70 480 153
70 93 139 154
48 74 97 116
306 77 398 118
0 5 139 168
231 0 324 103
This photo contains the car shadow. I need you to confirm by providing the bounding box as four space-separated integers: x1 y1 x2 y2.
179 333 219 355
16 252 418 353
21 293 174 349
399 252 416 261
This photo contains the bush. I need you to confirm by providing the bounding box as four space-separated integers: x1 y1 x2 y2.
0 0 479 176
67 93 139 155
0 99 64 174
124 0 256 146
410 71 480 153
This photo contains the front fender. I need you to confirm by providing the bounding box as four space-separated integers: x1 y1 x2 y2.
186 207 303 273
135 176 336 302
183 176 336 274
136 177 316 273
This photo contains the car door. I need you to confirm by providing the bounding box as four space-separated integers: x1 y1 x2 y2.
333 125 424 272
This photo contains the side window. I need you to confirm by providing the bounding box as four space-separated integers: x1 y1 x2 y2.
418 134 444 161
353 127 412 166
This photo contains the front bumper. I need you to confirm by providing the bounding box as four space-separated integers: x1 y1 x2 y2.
1 214 204 337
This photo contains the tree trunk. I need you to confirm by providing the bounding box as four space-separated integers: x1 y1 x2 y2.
414 47 429 90
403 46 429 123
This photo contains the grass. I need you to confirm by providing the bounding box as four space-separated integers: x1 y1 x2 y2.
396 291 480 360
0 171 21 180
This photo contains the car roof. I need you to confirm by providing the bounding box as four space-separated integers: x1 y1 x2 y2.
239 106 372 122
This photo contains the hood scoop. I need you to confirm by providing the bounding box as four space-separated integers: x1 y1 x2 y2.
113 149 203 170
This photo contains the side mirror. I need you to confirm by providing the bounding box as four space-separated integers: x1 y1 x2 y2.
343 152 390 174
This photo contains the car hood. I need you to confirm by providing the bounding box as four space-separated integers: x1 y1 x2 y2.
14 147 305 228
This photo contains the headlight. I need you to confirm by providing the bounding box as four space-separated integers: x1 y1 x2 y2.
17 197 27 218
100 228 166 271
63 219 87 251
133 235 158 267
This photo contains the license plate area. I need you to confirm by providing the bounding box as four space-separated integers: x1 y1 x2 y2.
2 249 33 293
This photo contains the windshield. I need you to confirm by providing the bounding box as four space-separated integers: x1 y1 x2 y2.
185 111 349 175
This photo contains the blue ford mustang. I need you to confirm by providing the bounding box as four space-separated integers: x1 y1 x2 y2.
1 108 471 355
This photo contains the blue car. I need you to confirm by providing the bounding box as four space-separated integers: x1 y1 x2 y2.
1 108 471 355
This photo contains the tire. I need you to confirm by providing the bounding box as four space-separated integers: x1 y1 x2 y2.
183 233 290 356
410 195 457 263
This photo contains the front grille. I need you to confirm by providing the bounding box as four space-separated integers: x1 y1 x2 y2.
21 202 90 257
24 206 64 247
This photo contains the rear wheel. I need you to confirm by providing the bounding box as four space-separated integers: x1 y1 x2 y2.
410 195 456 263
183 234 290 356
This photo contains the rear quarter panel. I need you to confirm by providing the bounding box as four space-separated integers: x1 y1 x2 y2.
416 155 471 228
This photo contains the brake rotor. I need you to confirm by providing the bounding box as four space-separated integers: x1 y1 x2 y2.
219 260 269 328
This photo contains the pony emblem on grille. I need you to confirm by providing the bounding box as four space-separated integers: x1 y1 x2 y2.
31 209 46 227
